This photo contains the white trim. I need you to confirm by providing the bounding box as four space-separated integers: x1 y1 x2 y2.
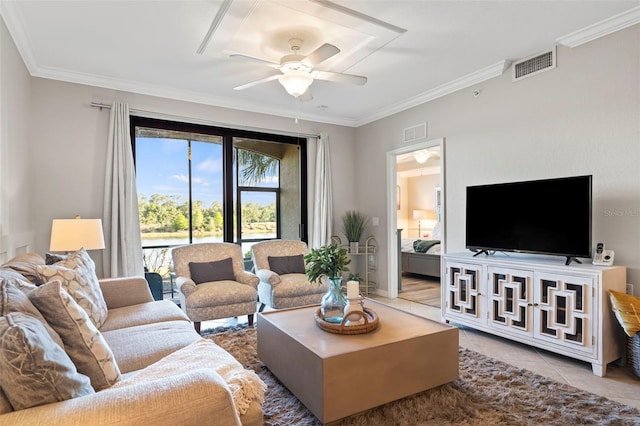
556 6 640 48
386 138 445 299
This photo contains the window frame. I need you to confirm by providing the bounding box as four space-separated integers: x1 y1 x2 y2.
130 116 309 247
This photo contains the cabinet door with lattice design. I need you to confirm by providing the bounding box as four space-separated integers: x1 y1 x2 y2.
444 261 484 324
487 267 533 337
533 272 595 355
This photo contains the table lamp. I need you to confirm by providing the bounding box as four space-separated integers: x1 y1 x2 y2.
49 216 105 252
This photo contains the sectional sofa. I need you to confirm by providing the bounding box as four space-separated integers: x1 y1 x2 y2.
0 249 264 425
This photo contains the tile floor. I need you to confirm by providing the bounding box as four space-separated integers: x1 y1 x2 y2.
201 295 640 410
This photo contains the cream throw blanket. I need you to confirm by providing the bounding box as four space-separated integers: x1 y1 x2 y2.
112 338 266 415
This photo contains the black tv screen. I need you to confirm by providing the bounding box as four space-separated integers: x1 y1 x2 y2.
465 175 592 262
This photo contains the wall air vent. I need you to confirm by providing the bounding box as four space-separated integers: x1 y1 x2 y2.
403 123 427 143
512 47 556 81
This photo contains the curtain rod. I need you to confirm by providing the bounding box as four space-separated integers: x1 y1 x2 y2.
89 101 320 139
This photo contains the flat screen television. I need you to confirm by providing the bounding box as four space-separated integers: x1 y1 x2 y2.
465 175 592 264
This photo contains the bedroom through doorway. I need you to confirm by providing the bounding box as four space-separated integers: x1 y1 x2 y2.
395 145 442 308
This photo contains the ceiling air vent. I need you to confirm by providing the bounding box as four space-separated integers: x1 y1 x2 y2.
403 123 427 143
512 47 556 82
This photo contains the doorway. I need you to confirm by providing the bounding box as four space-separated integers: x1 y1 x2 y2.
386 138 445 300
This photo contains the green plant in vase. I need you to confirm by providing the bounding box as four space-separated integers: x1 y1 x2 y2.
305 243 351 323
342 210 369 253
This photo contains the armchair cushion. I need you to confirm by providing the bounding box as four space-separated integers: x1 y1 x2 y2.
189 258 235 284
268 254 305 275
29 281 121 391
36 248 108 328
0 312 94 410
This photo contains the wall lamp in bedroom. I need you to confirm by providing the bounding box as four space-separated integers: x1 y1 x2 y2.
50 216 105 252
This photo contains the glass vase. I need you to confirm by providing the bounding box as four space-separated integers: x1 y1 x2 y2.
321 277 347 323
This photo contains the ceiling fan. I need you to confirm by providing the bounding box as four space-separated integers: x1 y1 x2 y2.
232 38 367 99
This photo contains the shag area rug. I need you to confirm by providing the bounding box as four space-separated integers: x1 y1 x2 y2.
205 325 640 426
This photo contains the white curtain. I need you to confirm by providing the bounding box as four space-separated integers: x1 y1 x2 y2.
309 132 333 248
102 102 144 277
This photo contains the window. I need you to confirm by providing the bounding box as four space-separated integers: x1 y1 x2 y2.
131 117 307 279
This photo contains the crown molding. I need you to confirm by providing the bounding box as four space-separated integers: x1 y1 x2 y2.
0 1 39 74
32 65 361 127
556 6 640 48
354 60 511 127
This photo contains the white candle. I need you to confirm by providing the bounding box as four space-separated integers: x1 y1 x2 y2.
347 280 360 299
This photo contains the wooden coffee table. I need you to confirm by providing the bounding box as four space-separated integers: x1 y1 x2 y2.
257 299 459 423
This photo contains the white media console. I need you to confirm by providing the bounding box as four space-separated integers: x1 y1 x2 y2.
442 252 627 376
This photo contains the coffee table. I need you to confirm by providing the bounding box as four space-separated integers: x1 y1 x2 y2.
257 299 459 423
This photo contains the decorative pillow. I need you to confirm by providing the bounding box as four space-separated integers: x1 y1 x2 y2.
29 281 121 391
268 254 306 275
413 239 440 253
0 312 94 410
36 248 108 328
609 290 640 337
0 278 64 348
0 253 46 285
0 270 38 295
188 258 235 284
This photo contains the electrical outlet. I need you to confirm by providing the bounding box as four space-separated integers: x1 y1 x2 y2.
372 217 379 226
627 284 634 295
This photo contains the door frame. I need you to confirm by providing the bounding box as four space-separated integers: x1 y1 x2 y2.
386 138 446 299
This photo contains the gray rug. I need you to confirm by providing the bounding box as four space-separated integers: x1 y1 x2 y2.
205 325 640 425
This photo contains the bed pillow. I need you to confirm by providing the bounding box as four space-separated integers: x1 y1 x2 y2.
188 258 235 284
609 290 640 337
0 312 94 410
268 255 306 275
29 280 121 391
413 239 440 253
36 248 108 328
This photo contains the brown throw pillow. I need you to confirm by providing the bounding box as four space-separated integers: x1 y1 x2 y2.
188 258 235 284
268 254 305 275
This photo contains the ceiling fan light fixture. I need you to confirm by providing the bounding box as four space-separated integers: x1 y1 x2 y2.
278 71 313 98
414 151 431 163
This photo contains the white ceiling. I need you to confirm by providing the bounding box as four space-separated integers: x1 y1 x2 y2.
2 1 638 127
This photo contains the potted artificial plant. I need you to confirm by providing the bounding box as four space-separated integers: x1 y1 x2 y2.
305 243 351 323
341 210 369 253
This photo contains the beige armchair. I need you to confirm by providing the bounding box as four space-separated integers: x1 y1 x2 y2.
171 243 259 333
251 240 327 311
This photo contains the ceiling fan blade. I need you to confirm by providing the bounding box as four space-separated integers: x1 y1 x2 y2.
303 43 340 67
233 74 280 91
229 54 279 68
312 70 367 86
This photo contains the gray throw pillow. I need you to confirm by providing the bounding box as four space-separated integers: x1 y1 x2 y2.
268 254 305 275
0 312 94 410
188 258 235 284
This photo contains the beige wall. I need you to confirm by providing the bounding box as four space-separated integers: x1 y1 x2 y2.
0 16 33 261
25 80 357 276
356 25 640 295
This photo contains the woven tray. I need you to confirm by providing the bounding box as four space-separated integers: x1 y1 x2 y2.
314 307 379 335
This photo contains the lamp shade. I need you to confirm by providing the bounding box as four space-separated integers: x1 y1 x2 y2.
50 218 105 251
278 72 313 97
412 210 427 220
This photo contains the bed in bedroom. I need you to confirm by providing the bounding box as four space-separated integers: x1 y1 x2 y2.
400 238 442 278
